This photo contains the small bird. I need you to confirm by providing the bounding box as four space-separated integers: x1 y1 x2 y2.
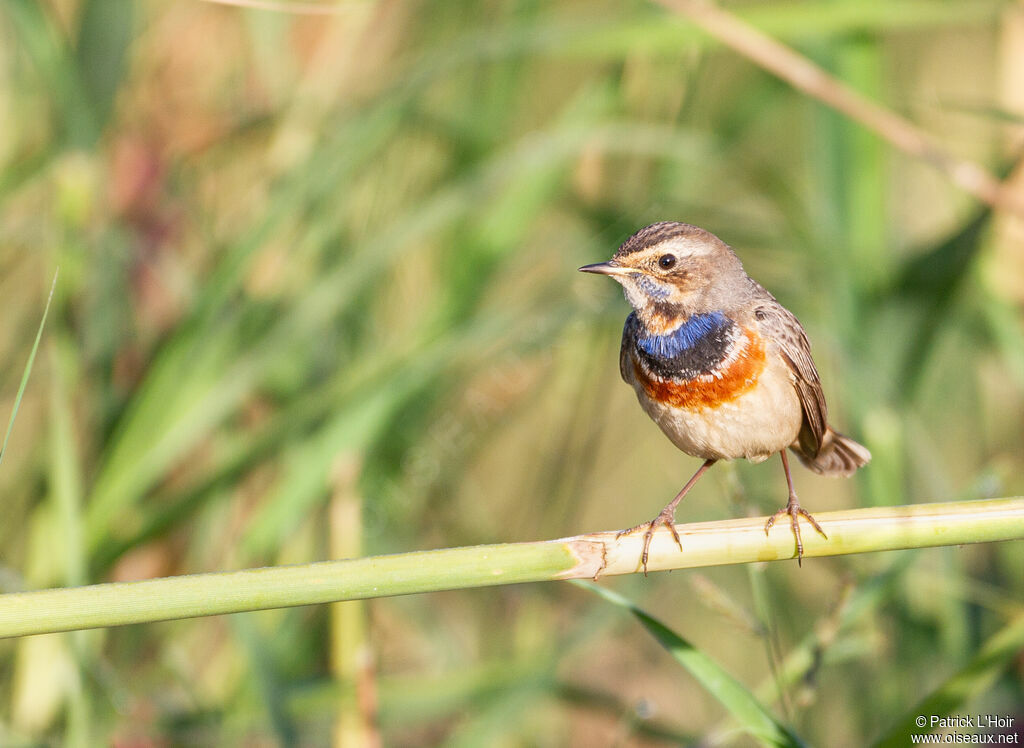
580 222 870 571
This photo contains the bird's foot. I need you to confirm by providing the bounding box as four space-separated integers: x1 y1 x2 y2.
616 507 683 576
764 495 827 566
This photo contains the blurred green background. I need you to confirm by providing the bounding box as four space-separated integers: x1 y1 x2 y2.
2 0 1023 745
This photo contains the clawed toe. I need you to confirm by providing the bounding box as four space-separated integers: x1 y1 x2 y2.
617 509 683 576
764 501 827 565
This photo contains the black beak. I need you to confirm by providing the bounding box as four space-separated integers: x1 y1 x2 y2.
578 261 625 276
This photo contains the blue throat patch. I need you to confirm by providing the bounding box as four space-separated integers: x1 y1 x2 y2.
633 274 671 300
637 311 731 360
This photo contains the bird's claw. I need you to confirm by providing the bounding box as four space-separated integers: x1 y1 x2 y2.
764 499 827 566
617 508 682 576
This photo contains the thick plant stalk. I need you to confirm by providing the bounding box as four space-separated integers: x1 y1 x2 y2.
1 498 1021 639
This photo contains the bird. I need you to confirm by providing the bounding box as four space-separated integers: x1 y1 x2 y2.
580 221 870 572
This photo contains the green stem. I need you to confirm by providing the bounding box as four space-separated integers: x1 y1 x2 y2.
1 497 1021 639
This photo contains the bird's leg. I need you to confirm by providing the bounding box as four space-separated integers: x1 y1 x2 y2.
764 450 827 565
617 458 716 575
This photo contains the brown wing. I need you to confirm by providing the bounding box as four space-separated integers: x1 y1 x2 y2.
754 298 828 457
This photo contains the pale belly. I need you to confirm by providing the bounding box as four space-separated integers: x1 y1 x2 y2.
629 360 803 462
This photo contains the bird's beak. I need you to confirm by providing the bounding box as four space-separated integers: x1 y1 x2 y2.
578 261 632 277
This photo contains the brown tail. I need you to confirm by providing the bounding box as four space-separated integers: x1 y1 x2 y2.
793 427 871 477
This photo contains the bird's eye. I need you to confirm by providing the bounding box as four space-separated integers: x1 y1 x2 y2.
658 254 676 269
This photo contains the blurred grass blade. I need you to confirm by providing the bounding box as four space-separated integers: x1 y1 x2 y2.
873 611 1024 747
75 0 134 132
49 336 86 589
233 615 298 746
578 581 805 748
885 155 1021 398
241 380 413 557
1 269 58 469
890 207 990 398
2 0 98 146
750 554 916 709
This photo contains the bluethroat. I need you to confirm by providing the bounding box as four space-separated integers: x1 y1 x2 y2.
580 222 870 571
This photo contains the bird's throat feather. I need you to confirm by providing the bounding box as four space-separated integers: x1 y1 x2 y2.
636 311 734 379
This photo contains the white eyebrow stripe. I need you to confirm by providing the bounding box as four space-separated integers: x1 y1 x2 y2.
641 243 710 262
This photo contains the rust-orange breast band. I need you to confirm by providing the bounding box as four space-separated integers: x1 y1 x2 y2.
632 329 766 409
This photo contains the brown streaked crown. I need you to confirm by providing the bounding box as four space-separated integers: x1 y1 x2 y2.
614 221 717 259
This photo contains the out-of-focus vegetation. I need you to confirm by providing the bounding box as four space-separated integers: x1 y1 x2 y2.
1 0 1022 744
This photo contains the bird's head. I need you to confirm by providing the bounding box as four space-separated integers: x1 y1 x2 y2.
579 222 747 331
